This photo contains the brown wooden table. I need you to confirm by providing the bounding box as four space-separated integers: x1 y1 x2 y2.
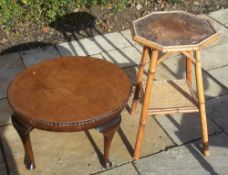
8 56 131 170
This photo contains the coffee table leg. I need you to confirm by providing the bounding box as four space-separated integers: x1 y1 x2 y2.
97 116 121 168
11 114 35 170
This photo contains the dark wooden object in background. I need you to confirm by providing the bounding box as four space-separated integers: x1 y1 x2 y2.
8 56 131 169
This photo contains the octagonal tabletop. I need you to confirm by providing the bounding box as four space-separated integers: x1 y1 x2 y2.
131 11 218 51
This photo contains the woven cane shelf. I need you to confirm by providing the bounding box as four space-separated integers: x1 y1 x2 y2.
141 80 199 115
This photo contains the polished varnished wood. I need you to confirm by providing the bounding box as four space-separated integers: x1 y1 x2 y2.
12 114 35 170
8 56 132 169
8 57 131 131
130 11 218 159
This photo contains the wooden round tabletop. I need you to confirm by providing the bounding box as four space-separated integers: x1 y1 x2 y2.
8 56 131 131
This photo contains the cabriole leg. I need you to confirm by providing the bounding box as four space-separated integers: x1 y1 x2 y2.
12 114 35 170
97 117 121 168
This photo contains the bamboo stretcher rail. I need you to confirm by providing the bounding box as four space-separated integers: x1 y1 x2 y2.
181 51 196 64
148 106 199 115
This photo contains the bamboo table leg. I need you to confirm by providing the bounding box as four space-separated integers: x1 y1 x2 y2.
186 51 192 86
195 50 209 157
131 46 150 115
134 49 159 160
11 115 35 170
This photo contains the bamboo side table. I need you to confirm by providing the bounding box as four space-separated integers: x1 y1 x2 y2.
130 11 218 160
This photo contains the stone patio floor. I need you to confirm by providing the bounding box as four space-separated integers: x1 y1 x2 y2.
0 9 228 175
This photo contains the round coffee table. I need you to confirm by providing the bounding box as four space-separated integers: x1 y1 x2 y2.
8 56 131 170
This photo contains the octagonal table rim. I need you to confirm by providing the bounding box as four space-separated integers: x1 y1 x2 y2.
130 10 219 52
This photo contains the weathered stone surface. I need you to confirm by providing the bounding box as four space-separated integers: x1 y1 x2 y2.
209 9 228 25
134 133 228 175
90 54 104 59
117 100 174 158
0 53 25 99
0 126 106 175
123 58 223 145
208 66 228 88
0 99 13 126
0 101 173 175
122 66 138 85
57 32 131 56
199 14 228 48
210 27 228 48
201 45 228 71
120 30 143 52
124 55 227 99
102 46 141 67
97 163 138 175
155 113 221 145
56 42 80 56
207 95 228 133
158 55 227 98
20 46 60 67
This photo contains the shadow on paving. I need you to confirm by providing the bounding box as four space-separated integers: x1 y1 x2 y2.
0 42 121 174
125 50 228 174
0 42 71 175
50 11 136 65
47 11 228 175
1 10 227 175
155 56 228 174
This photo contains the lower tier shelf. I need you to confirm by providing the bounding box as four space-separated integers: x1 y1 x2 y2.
141 80 199 115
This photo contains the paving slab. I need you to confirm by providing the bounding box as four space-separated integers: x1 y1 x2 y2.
122 63 170 85
0 99 13 126
0 163 7 175
96 163 138 175
57 32 131 56
0 125 106 175
101 46 141 68
0 53 25 99
0 98 173 175
199 14 228 48
91 53 104 59
20 46 60 67
122 66 138 85
155 113 221 145
201 45 228 71
134 133 228 175
207 95 228 133
117 100 174 158
209 9 228 25
124 56 227 99
208 65 228 88
56 41 82 56
120 30 143 52
161 55 227 98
